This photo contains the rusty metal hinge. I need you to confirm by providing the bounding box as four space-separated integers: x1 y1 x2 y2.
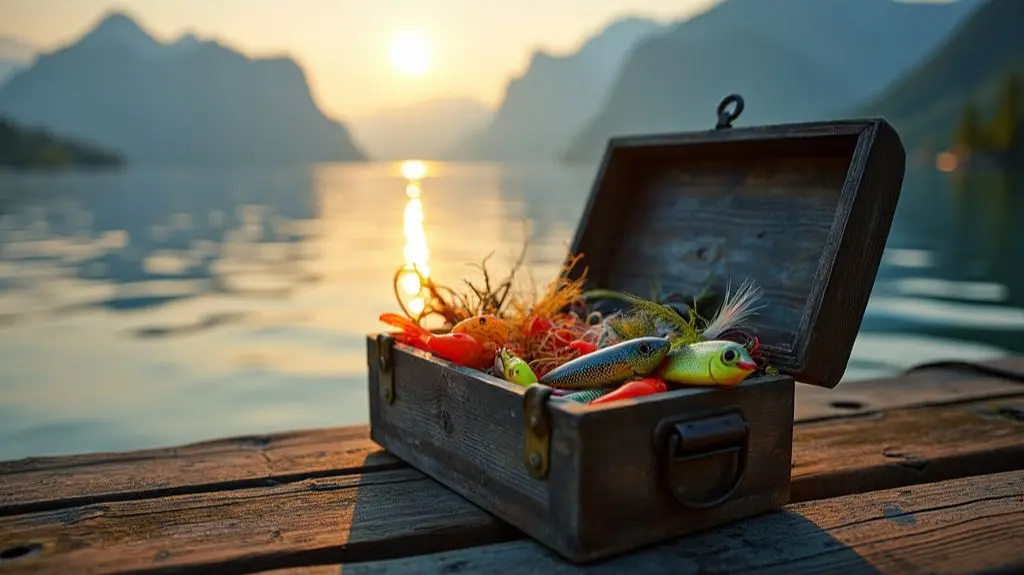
376 333 396 404
522 384 553 479
715 94 745 130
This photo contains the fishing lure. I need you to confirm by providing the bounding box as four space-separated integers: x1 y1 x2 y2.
559 388 612 403
587 278 764 347
660 339 758 386
589 296 697 344
451 314 518 350
378 313 490 370
589 377 667 405
493 348 538 387
526 315 555 337
567 340 598 355
539 336 671 389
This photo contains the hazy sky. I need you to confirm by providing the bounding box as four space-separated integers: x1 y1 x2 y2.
0 0 722 119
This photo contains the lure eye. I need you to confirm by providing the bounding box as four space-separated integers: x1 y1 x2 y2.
722 348 738 364
478 317 487 325
638 342 652 354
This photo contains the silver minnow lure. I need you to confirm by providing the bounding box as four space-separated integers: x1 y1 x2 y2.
538 336 671 389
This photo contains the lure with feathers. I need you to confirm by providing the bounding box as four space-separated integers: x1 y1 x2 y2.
584 278 765 347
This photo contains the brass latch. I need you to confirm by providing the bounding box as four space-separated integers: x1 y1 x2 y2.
376 333 396 404
522 384 553 479
653 410 749 509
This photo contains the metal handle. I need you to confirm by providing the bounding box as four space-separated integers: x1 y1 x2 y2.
654 410 749 509
715 94 745 130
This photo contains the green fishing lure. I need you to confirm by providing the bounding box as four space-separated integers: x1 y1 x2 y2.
660 339 758 387
494 348 538 387
586 279 765 350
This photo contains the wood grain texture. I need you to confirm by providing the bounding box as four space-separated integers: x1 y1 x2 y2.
566 118 906 389
1 396 1020 574
366 336 568 553
3 356 1020 522
0 427 399 517
340 469 1024 575
256 568 339 575
0 468 520 575
792 396 1024 502
795 355 1024 421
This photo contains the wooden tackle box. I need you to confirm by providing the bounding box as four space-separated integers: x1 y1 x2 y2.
366 94 907 563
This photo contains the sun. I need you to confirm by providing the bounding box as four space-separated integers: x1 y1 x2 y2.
389 31 431 77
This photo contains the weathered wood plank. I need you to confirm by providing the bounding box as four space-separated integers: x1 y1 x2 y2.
0 427 399 517
0 397 1020 574
255 568 339 575
795 355 1024 421
340 469 1024 574
3 357 1020 518
0 468 520 575
792 396 1024 502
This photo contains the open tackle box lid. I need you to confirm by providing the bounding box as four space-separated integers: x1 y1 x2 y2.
565 94 906 389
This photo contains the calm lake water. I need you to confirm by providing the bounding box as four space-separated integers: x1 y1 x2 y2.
0 161 1022 460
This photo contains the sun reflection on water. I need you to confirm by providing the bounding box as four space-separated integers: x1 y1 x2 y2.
400 159 428 181
399 160 431 318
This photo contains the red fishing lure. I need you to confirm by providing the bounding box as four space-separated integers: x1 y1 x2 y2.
526 316 555 337
567 340 598 355
589 377 668 405
378 313 490 370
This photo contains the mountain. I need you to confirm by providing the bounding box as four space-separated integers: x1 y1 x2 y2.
0 11 367 164
1 114 123 169
446 16 666 162
348 98 492 160
562 0 980 164
0 37 37 88
860 0 1024 151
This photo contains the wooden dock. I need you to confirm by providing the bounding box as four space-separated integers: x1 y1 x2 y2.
2 356 1024 574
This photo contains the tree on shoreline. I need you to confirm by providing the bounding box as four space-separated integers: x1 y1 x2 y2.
989 74 1020 151
0 116 124 169
952 72 1023 158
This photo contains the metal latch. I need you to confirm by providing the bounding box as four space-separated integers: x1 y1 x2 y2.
376 333 396 404
653 410 749 509
522 384 553 479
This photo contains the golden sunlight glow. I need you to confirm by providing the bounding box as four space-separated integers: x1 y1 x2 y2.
400 159 428 181
400 164 431 317
407 296 425 316
389 32 431 77
401 194 429 292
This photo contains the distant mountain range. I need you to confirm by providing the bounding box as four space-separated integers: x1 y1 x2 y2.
562 0 981 164
3 0 1008 168
861 0 1023 151
0 37 36 88
446 17 666 162
348 97 492 160
0 12 366 164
